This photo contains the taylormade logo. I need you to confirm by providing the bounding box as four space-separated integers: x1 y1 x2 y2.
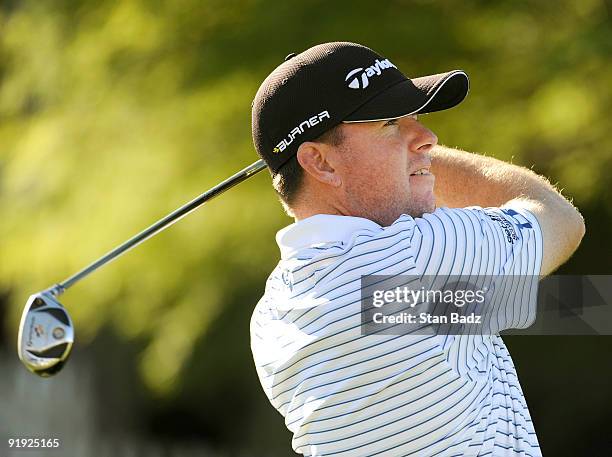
345 58 397 89
273 111 330 154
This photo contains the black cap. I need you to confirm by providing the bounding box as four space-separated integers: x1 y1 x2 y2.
252 42 469 173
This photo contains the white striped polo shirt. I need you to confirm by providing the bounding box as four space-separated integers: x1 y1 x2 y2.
250 206 543 456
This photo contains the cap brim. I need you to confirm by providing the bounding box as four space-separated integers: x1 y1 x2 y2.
343 70 469 122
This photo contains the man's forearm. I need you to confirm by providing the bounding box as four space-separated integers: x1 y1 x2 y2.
431 145 561 209
431 144 586 277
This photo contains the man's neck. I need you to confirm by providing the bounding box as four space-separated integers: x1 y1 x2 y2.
292 206 344 223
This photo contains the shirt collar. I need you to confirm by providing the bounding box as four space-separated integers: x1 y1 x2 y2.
276 214 382 260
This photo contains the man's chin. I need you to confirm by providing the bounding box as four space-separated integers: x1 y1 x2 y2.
406 194 436 218
360 194 435 225
406 207 434 219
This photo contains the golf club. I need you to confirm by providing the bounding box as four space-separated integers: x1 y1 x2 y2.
18 159 266 377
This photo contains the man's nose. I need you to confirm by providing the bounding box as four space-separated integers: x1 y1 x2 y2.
410 125 438 154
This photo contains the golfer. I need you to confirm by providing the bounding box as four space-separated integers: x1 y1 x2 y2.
250 42 584 456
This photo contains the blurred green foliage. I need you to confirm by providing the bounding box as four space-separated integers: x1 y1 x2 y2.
0 0 611 453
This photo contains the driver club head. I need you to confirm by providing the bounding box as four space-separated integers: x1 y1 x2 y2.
18 291 74 377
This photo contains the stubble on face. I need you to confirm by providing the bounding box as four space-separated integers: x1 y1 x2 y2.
333 121 437 226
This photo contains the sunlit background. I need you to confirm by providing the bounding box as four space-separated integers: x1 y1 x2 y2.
1 0 611 455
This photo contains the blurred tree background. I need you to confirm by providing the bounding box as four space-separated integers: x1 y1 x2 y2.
0 0 610 455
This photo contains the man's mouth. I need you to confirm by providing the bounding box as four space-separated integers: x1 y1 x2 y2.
410 168 431 176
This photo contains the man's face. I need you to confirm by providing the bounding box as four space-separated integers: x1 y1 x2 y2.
333 115 438 226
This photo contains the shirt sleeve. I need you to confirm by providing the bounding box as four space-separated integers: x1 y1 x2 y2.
410 206 543 331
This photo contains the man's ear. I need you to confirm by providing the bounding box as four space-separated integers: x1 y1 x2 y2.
296 142 342 187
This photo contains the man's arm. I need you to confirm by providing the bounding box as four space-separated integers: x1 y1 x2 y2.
430 145 585 277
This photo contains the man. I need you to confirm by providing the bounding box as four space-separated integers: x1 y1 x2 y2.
250 42 584 456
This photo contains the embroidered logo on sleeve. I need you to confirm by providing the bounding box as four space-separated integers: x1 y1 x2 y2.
485 211 519 244
501 208 533 230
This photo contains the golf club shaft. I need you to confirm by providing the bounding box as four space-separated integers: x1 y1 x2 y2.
49 159 267 296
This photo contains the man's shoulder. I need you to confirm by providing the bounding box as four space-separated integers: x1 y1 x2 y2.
260 215 422 302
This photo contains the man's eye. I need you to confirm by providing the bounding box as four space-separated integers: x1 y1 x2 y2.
384 119 398 126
